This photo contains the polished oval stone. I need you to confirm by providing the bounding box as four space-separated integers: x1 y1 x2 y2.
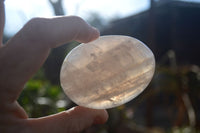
60 35 155 109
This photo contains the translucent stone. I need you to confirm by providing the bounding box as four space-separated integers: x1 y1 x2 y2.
60 35 155 109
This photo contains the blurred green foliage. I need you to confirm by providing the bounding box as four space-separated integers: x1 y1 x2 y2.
18 69 68 118
17 42 200 133
17 64 200 133
10 0 200 132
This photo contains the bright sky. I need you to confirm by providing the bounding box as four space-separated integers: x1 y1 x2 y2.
4 0 150 36
4 0 200 36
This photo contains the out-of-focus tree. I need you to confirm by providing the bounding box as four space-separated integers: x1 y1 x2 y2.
44 0 110 84
43 0 68 84
16 0 200 132
49 0 65 15
86 12 107 30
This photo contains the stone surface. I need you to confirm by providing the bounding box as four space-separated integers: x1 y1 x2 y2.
60 35 155 109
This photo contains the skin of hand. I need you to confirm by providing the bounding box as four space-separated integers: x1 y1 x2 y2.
0 1 108 133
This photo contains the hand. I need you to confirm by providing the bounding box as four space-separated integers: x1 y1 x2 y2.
0 1 108 133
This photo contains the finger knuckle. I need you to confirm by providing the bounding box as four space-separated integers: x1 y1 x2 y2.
23 17 47 43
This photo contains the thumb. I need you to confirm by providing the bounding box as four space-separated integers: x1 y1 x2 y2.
28 106 108 133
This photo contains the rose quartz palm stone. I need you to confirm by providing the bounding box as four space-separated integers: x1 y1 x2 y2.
60 35 155 109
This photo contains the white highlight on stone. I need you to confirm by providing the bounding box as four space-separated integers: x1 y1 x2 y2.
60 35 155 109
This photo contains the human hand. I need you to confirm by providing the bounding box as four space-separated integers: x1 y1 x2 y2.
0 1 108 133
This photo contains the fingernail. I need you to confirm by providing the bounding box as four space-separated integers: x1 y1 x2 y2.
93 110 108 125
92 27 100 38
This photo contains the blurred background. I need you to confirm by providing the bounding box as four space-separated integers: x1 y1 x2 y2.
3 0 200 132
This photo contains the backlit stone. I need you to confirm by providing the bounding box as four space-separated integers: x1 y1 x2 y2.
60 35 155 109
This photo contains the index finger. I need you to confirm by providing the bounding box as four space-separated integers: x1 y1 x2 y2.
0 16 99 103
